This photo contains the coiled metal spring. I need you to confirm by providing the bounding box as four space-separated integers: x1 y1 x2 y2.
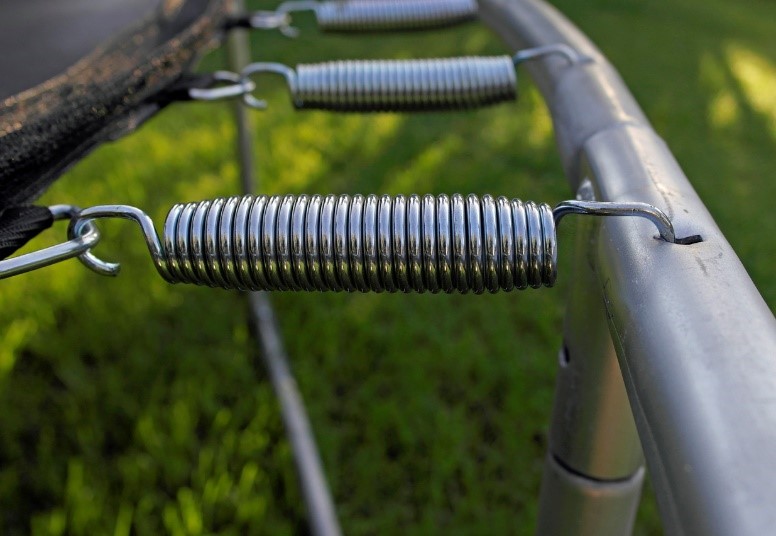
244 56 517 111
294 57 516 111
192 45 581 111
311 0 478 32
161 194 556 293
3 195 686 283
250 0 478 36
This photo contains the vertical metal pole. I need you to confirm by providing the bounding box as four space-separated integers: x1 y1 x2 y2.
225 9 342 536
536 202 645 536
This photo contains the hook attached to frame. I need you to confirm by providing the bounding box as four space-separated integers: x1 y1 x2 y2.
0 194 700 290
189 44 585 112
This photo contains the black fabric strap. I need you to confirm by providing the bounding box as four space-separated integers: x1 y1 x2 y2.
0 206 54 260
153 72 220 106
224 14 253 30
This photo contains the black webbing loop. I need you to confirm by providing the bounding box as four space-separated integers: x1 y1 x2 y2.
152 73 220 106
0 206 54 260
224 14 253 30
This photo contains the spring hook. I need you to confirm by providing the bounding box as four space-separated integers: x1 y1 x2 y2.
187 71 256 103
244 10 298 37
0 206 102 280
236 44 583 112
555 200 676 243
64 195 694 293
240 63 298 110
245 0 478 37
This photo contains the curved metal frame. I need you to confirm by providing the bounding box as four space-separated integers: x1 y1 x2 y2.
479 1 776 534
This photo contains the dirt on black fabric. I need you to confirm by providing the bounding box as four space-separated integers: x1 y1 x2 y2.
0 0 232 210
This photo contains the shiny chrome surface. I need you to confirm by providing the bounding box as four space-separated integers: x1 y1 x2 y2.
69 194 574 291
187 71 256 102
0 205 100 280
240 62 297 109
71 204 170 280
291 56 517 111
156 194 556 292
554 199 691 244
238 45 583 112
44 197 679 293
253 0 477 36
225 16 343 536
247 10 298 38
310 0 478 32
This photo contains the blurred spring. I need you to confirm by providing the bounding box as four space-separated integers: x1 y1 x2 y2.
313 0 478 31
161 194 557 293
292 56 517 111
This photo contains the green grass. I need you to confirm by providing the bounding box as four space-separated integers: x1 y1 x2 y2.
1 0 774 534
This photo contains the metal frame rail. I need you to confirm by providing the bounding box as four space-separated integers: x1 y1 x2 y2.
478 1 776 534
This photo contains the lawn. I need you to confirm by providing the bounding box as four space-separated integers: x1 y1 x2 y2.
1 0 774 534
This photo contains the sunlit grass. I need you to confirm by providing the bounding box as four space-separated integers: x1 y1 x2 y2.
726 44 776 138
1 0 774 534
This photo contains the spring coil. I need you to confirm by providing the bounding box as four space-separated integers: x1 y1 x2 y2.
292 56 517 111
314 0 478 32
161 194 556 293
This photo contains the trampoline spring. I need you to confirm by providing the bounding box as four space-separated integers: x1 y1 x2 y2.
245 0 478 37
168 194 555 292
241 56 517 111
59 194 691 292
63 194 555 292
237 45 582 111
310 0 478 32
293 56 518 112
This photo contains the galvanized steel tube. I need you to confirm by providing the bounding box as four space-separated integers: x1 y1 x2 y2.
479 1 776 534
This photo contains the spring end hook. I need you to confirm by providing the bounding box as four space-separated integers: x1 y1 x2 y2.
240 63 299 110
553 200 702 245
247 10 300 38
70 205 172 281
513 44 586 67
246 1 320 37
6 195 700 285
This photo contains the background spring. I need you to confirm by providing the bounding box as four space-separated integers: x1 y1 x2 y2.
293 56 517 111
161 194 556 293
314 0 478 32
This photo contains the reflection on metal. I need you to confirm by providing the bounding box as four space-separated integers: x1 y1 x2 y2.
239 57 518 111
62 194 688 294
0 205 100 280
479 0 776 534
226 9 343 536
152 193 556 292
246 0 478 37
65 194 556 291
554 199 691 244
187 71 255 102
190 44 583 112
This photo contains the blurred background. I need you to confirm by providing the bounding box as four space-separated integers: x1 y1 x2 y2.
1 0 774 534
